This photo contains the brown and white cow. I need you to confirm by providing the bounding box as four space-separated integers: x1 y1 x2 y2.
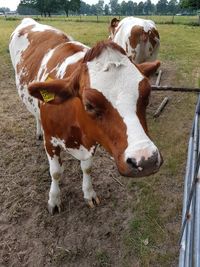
9 18 162 214
109 17 160 64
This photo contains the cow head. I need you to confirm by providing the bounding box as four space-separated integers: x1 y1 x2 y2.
29 41 162 177
108 18 120 40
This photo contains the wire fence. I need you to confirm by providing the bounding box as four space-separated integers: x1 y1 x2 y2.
0 15 200 26
179 94 200 267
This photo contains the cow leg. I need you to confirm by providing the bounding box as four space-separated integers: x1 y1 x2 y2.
81 158 100 208
36 117 43 140
46 145 63 214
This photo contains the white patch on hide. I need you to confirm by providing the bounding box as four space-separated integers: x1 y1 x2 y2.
9 33 30 69
56 51 86 79
81 158 97 200
46 153 62 209
50 137 95 161
37 48 56 81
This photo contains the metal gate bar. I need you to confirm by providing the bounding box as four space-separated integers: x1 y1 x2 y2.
179 95 200 267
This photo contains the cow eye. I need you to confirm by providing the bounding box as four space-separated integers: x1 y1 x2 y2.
85 102 103 119
85 102 95 112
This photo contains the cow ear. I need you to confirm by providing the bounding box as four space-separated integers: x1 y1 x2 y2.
137 60 161 77
28 78 79 104
110 18 120 28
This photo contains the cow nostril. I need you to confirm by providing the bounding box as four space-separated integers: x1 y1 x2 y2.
126 158 138 169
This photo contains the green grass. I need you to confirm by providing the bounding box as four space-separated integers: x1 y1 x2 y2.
124 179 166 266
1 16 200 84
146 15 200 25
1 16 200 266
158 24 200 86
96 250 111 266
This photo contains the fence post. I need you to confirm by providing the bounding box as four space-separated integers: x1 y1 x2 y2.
197 11 200 26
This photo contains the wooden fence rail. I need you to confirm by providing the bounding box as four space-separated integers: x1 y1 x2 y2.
151 85 200 93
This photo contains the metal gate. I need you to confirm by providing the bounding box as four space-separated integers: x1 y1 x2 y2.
179 95 200 267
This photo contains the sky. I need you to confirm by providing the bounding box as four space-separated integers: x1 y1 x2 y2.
0 0 158 11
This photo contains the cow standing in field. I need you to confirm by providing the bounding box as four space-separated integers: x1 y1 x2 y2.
109 17 160 64
9 18 162 214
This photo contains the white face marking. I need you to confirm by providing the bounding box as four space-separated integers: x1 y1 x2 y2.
50 137 95 161
87 47 158 163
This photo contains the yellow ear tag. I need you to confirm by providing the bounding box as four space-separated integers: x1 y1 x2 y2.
40 89 55 102
40 76 55 102
45 76 53 82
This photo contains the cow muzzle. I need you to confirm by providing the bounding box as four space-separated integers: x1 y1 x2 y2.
116 142 163 177
125 150 163 177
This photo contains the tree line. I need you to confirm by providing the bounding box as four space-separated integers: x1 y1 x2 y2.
81 0 181 16
14 0 200 17
81 0 199 15
18 0 80 17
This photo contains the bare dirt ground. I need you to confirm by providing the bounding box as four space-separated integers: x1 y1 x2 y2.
0 58 196 267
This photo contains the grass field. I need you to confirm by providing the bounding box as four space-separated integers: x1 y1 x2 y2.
0 16 200 267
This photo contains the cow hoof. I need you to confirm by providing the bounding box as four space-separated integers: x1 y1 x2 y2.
86 196 100 208
95 196 100 205
36 134 43 141
48 203 61 215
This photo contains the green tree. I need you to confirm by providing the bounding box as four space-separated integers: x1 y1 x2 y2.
104 4 110 14
144 0 153 14
80 1 91 14
96 0 104 15
69 0 80 14
137 1 144 14
17 3 39 14
90 4 97 14
120 1 127 15
109 0 120 14
0 7 10 13
19 0 60 16
59 0 80 16
156 0 168 14
168 0 180 14
181 0 200 9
